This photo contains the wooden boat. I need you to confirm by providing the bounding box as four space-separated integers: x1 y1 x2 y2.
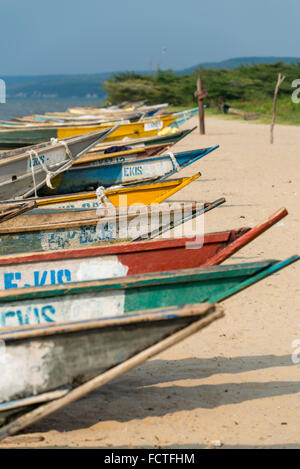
12 108 147 123
85 127 196 152
0 208 287 291
20 103 168 123
0 302 223 438
0 116 176 149
0 198 224 255
74 142 170 166
67 102 169 118
0 256 297 328
37 146 219 195
0 128 117 200
11 110 144 125
0 201 37 224
0 174 201 211
74 146 208 169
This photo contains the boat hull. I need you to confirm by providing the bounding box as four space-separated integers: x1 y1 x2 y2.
0 230 247 290
55 116 177 141
0 116 176 149
37 146 218 195
6 174 201 211
0 200 221 256
0 207 287 291
0 257 297 328
0 302 223 436
0 129 115 200
75 143 170 166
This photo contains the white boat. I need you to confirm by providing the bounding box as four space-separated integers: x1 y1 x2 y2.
0 127 117 200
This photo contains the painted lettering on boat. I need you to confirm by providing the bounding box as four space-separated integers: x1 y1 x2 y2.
40 224 119 251
0 289 126 327
0 257 128 290
123 166 143 177
3 270 71 289
144 121 163 131
0 305 56 327
81 202 99 209
28 155 46 168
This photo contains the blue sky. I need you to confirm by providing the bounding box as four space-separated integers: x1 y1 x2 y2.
1 0 299 75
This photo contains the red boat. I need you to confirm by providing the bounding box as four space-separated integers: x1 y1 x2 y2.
0 208 287 290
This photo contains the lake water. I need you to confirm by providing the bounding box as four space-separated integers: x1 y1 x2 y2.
0 97 102 121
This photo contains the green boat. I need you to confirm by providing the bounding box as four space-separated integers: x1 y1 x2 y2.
0 257 297 328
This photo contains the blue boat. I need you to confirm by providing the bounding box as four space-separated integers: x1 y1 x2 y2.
38 145 219 195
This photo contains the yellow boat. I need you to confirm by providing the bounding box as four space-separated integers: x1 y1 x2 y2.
56 116 177 141
21 173 201 211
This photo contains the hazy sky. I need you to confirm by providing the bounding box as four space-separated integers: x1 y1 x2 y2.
1 0 300 76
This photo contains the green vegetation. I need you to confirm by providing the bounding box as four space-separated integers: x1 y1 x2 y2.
104 62 300 125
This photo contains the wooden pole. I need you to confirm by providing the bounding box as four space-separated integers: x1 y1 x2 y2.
270 73 286 144
194 75 208 135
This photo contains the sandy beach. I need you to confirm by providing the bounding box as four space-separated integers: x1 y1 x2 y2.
1 114 299 449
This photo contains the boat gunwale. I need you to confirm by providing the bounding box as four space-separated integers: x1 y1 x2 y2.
0 303 221 342
63 146 219 171
0 260 278 304
0 127 117 165
91 127 197 150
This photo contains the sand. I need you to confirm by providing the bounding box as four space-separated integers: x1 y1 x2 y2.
1 115 299 449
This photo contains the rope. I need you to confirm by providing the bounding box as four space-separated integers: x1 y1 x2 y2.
96 186 114 208
29 152 38 197
51 138 74 162
28 139 75 195
167 151 180 172
28 149 55 192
